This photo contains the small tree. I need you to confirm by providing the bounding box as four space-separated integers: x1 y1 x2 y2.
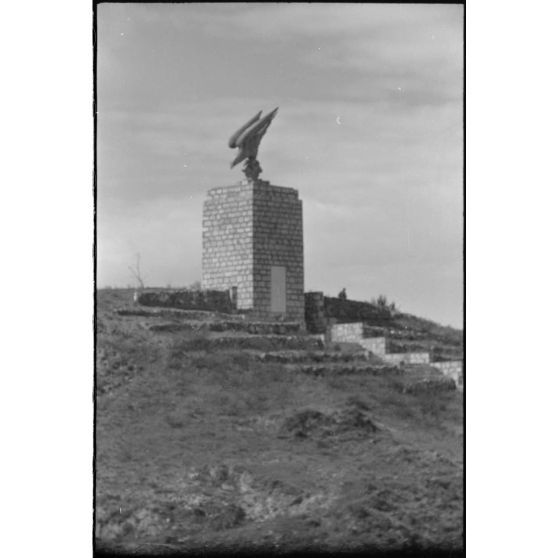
128 253 145 290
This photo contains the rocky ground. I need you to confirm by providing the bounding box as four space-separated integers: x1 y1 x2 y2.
95 289 463 557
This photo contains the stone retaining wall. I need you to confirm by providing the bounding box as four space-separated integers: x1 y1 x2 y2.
360 337 387 356
402 377 457 394
381 352 431 365
322 318 464 389
323 296 392 325
431 361 463 387
137 289 233 313
329 322 364 343
148 320 301 335
304 292 392 331
304 292 327 333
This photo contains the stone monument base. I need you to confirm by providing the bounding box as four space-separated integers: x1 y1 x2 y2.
202 180 304 323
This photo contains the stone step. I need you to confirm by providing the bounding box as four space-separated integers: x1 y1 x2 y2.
254 350 369 364
285 362 401 376
209 321 301 335
136 289 233 313
114 306 244 321
401 363 446 377
400 376 457 394
147 320 301 335
380 352 431 366
179 334 325 352
385 364 457 394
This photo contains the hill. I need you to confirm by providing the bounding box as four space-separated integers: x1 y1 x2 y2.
95 288 463 556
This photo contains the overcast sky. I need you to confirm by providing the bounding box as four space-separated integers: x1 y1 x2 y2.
97 2 463 328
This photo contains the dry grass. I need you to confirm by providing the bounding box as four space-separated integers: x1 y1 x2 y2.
95 288 463 555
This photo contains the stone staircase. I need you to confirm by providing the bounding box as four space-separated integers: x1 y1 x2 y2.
119 300 462 390
329 322 463 390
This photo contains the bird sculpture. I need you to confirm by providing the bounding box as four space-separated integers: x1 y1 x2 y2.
228 107 279 181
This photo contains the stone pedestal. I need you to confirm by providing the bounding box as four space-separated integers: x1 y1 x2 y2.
202 179 304 322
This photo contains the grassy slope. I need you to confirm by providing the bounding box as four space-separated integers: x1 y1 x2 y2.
389 312 463 361
95 289 463 554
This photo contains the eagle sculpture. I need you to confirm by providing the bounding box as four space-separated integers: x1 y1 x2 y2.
228 107 279 176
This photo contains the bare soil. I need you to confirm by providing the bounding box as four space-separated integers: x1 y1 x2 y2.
95 289 463 556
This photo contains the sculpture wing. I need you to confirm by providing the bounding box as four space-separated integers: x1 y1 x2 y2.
228 111 262 148
228 107 279 170
235 107 278 146
230 149 249 169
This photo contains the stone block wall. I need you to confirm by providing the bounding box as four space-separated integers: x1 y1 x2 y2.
360 337 387 356
329 322 364 343
137 289 233 313
202 184 254 310
381 352 431 365
202 180 304 322
252 182 304 322
304 292 392 331
431 361 463 387
325 319 463 386
305 292 327 333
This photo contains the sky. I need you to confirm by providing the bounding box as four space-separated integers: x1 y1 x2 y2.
97 2 463 328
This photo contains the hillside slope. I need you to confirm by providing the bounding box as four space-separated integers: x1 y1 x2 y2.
95 289 463 555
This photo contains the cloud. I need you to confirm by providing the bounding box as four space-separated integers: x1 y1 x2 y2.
193 4 463 103
194 4 460 40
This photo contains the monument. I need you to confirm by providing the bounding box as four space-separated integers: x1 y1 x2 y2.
202 108 305 323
